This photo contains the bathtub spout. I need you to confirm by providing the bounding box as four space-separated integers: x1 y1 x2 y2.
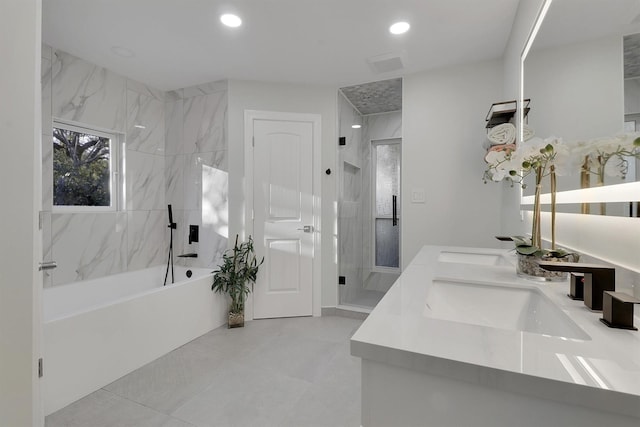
178 253 198 258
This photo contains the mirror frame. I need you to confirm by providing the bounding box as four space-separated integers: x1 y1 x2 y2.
519 0 640 211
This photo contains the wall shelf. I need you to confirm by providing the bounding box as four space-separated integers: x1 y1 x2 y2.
485 99 530 129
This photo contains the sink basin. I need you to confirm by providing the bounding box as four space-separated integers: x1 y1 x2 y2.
424 280 590 340
438 251 512 267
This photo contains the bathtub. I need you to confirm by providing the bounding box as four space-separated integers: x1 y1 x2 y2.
43 265 228 415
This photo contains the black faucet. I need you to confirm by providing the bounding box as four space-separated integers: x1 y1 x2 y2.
538 262 615 311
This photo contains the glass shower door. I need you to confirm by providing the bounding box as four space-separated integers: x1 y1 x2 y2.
373 139 400 270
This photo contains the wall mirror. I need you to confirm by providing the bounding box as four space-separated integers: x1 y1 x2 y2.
521 0 640 216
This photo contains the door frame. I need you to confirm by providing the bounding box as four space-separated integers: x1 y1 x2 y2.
244 110 322 319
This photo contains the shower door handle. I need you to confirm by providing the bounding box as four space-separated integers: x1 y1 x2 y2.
39 261 57 271
392 195 398 226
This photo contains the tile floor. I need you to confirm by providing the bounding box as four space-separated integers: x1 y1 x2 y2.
45 316 364 427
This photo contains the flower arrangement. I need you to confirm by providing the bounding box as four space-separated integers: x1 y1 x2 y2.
485 136 572 259
484 131 640 278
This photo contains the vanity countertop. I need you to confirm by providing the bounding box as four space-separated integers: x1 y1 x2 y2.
351 245 640 419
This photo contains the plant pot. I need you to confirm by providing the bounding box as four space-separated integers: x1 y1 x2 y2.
516 252 579 282
228 311 244 328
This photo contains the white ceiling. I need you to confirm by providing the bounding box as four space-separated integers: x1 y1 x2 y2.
42 0 519 91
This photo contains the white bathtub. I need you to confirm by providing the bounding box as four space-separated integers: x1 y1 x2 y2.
43 265 228 415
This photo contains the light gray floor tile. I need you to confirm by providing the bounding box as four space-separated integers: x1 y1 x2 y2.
45 389 195 427
103 336 228 414
171 361 311 427
47 316 364 427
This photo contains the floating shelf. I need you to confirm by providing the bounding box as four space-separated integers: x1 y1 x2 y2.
485 99 530 129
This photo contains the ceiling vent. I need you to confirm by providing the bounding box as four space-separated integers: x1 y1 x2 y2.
367 52 405 74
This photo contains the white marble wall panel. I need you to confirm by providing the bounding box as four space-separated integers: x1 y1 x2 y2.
170 209 187 267
165 154 185 210
42 54 53 211
42 43 52 60
41 131 53 211
183 91 227 153
126 150 165 211
363 112 402 141
343 162 361 202
164 98 184 155
43 48 168 286
338 94 363 168
176 209 228 270
127 210 167 271
183 80 227 98
339 201 363 294
42 55 52 136
126 89 164 155
127 78 165 102
51 50 126 132
51 213 128 286
184 150 228 211
176 161 228 269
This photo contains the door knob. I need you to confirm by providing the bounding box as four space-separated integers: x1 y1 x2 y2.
297 225 314 233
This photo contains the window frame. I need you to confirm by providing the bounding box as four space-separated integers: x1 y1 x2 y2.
51 120 122 213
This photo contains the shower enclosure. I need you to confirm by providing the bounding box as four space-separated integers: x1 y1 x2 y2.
337 79 402 309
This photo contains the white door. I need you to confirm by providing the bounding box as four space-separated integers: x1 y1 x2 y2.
250 115 314 318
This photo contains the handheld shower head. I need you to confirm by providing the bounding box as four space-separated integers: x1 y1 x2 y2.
167 204 176 229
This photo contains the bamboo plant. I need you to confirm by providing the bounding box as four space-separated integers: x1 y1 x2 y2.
211 235 264 319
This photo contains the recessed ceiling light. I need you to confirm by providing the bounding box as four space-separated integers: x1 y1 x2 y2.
111 46 135 58
220 14 242 28
389 21 410 35
352 124 362 129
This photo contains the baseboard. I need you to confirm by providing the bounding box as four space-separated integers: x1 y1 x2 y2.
322 306 370 320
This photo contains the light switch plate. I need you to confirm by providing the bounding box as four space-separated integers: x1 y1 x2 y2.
411 189 425 203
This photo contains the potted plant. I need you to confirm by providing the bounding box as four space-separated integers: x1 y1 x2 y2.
211 235 264 328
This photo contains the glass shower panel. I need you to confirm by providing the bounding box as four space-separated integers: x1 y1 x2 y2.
374 142 400 269
375 218 399 268
375 144 400 216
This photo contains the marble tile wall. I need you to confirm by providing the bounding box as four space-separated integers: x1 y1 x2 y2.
42 46 167 286
164 81 229 270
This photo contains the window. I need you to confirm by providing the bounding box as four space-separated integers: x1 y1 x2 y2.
52 122 119 211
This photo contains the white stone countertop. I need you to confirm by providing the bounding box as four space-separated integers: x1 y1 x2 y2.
351 245 640 419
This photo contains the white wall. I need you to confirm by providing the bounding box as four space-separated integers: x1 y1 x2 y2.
227 80 338 309
0 1 43 425
402 59 505 267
